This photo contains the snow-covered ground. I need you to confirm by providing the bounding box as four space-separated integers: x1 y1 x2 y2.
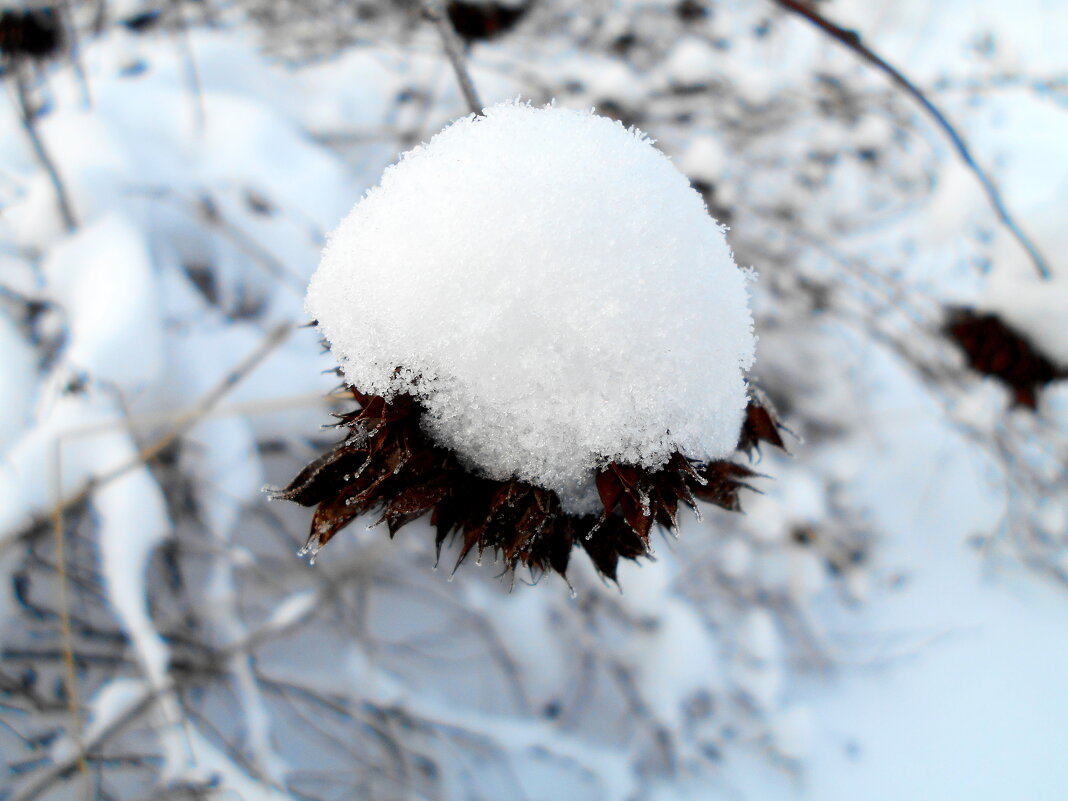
0 1 1066 799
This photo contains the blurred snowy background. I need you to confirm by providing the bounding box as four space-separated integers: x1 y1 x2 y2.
1 0 1067 799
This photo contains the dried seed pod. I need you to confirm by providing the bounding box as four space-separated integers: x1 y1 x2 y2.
0 8 63 61
945 308 1066 409
445 1 529 43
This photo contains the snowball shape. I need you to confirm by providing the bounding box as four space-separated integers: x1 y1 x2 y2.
307 101 755 512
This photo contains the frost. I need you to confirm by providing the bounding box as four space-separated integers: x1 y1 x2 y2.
308 101 755 512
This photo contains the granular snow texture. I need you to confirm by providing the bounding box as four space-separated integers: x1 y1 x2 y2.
307 101 755 512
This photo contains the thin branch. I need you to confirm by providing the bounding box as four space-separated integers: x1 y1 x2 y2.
422 1 483 115
170 0 206 132
84 321 294 484
29 323 291 798
11 66 77 233
59 0 93 109
9 690 157 801
773 0 1053 280
9 579 323 801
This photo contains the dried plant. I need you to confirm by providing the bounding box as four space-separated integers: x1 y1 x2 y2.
945 308 1066 409
0 7 63 62
273 383 786 583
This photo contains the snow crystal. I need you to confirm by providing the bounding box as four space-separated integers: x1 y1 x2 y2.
308 101 755 511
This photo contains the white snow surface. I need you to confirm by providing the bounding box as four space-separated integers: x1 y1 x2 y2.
0 315 36 455
309 101 755 510
2 3 1068 800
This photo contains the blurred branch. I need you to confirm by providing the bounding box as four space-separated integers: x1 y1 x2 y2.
28 322 292 798
11 66 77 233
932 71 1068 104
169 0 206 132
9 596 318 801
773 0 1053 280
2 324 294 564
58 0 92 108
422 1 483 115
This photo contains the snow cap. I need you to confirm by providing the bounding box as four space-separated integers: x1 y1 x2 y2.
307 101 755 512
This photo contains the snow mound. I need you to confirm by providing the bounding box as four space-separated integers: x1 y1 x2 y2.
307 101 755 512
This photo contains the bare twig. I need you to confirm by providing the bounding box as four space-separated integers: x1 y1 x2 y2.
9 690 159 801
422 1 483 115
8 592 320 801
30 323 292 799
170 0 206 132
11 67 77 232
773 0 1052 280
92 321 294 477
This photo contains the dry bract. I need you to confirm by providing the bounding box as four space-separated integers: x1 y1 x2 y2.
274 385 786 583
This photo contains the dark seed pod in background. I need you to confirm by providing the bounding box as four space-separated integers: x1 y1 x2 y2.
676 0 709 23
446 1 529 43
945 308 1066 409
121 9 163 33
0 8 63 61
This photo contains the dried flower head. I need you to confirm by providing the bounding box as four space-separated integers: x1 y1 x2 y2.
946 308 1067 409
276 102 769 584
0 8 63 62
445 1 529 43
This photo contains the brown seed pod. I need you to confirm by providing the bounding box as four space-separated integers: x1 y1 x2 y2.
0 8 63 62
445 1 529 44
273 385 786 584
945 308 1066 409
